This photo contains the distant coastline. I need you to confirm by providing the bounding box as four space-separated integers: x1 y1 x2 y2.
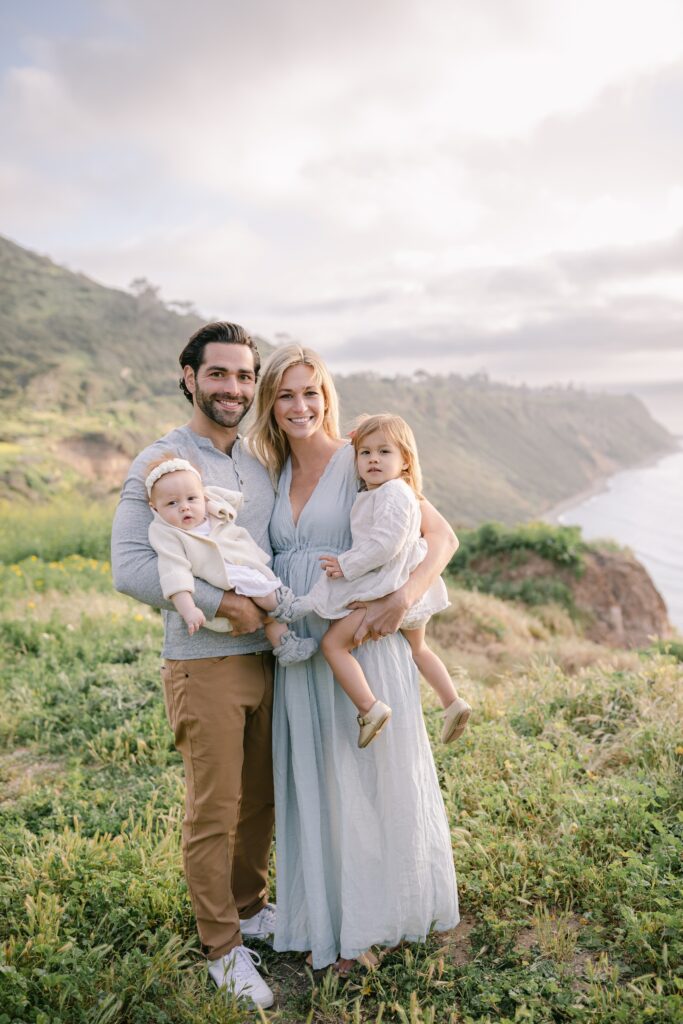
541 443 683 632
541 441 682 525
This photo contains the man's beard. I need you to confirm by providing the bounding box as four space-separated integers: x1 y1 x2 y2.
194 383 252 428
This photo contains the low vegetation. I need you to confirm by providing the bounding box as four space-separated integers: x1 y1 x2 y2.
0 514 681 1023
446 522 585 614
0 499 114 564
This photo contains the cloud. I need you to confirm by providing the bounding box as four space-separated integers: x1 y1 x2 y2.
1 0 683 387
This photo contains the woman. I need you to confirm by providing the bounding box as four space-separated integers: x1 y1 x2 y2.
249 345 460 970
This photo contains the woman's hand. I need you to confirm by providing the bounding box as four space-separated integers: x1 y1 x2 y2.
320 555 344 578
349 589 410 645
216 591 266 635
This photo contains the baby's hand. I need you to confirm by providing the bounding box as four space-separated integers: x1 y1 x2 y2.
320 555 344 579
185 609 206 635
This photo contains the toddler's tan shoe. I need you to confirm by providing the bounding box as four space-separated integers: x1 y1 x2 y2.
441 697 471 743
357 700 392 748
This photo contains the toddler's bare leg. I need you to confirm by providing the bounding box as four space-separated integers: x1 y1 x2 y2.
322 611 377 714
402 626 459 708
264 620 287 648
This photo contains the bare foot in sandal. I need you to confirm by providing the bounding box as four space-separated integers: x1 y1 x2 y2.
334 950 379 975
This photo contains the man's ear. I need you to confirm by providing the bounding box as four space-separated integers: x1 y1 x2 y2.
183 365 196 396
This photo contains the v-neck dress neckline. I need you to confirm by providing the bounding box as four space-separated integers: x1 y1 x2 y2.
286 442 349 531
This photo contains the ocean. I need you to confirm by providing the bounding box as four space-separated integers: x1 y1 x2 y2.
553 445 683 633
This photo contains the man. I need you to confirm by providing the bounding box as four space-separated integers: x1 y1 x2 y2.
111 322 276 1009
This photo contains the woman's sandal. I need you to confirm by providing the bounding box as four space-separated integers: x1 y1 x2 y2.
333 949 379 976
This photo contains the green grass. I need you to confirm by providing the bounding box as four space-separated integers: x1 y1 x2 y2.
450 522 586 573
446 522 586 613
1 559 682 1022
0 499 115 563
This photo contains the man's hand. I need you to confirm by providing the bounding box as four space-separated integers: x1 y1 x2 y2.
320 554 344 579
349 587 410 645
216 590 266 636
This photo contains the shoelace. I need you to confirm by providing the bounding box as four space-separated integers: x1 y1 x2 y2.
230 945 262 984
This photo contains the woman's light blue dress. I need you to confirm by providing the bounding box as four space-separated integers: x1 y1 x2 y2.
270 444 459 969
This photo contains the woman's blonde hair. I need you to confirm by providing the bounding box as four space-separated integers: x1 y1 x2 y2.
248 345 340 480
352 413 423 497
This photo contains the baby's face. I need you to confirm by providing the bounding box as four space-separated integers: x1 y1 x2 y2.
151 470 206 529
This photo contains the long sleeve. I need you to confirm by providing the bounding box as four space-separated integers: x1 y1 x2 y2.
338 481 416 582
111 457 223 619
148 523 196 599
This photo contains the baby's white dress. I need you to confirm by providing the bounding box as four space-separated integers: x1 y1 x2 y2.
298 477 449 629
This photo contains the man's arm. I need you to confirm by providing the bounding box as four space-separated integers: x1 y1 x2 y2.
352 499 458 644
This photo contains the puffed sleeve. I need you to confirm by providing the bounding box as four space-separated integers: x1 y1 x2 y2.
338 480 416 581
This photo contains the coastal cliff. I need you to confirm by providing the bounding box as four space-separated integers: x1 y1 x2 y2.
1 235 676 525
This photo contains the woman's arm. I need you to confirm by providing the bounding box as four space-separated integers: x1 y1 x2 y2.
352 499 458 644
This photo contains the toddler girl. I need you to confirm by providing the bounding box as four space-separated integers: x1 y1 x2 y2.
146 455 316 665
282 414 471 747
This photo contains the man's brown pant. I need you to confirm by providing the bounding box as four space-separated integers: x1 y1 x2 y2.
161 653 274 961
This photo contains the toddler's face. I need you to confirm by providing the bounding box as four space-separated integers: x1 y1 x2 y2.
355 430 407 490
151 470 206 529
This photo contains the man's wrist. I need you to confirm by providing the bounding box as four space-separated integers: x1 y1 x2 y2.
193 580 226 619
216 590 242 617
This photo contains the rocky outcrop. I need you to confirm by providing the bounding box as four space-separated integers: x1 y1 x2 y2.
461 546 671 648
573 548 670 647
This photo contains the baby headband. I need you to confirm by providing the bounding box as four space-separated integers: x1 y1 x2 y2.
145 458 201 497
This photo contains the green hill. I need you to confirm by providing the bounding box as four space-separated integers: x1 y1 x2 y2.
335 373 674 524
0 233 207 406
0 234 675 523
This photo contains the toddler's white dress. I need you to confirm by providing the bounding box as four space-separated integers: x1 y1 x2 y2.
296 477 450 629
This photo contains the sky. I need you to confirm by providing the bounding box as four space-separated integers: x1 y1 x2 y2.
2 0 683 387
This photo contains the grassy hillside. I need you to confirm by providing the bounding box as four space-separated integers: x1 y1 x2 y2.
0 234 212 406
0 234 675 524
0 523 681 1023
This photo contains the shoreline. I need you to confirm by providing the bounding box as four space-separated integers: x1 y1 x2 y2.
541 443 681 524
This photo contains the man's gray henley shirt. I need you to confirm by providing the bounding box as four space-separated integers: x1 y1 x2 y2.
111 425 276 659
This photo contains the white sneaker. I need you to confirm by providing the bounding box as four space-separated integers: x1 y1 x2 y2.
208 945 274 1009
240 901 276 945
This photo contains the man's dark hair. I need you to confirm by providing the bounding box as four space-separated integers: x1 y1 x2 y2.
178 321 261 403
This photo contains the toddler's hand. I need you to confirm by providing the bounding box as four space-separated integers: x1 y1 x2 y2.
320 555 344 579
185 609 206 635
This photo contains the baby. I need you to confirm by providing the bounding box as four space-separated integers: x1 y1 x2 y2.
146 455 316 665
281 414 471 747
